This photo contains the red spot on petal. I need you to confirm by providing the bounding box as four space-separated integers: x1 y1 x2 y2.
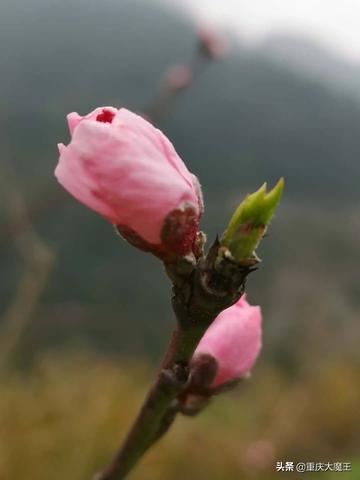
96 109 115 123
91 189 102 199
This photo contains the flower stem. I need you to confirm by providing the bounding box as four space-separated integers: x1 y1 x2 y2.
95 243 253 479
94 327 200 480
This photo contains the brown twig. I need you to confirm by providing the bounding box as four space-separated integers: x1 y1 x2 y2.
145 51 212 123
95 240 254 479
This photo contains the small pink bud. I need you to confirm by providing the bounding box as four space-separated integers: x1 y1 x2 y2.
164 65 193 91
197 25 229 60
193 295 262 387
55 107 203 259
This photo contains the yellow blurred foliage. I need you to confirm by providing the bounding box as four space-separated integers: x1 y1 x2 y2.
0 353 359 480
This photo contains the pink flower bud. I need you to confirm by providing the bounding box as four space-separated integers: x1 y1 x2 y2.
197 25 229 60
164 65 193 91
55 107 203 259
193 295 262 387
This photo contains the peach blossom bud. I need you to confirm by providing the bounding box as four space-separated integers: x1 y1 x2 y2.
164 65 193 91
55 107 203 259
197 25 229 60
193 295 262 387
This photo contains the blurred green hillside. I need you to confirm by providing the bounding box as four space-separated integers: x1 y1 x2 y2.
0 0 359 369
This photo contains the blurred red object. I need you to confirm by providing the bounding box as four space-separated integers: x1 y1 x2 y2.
197 25 229 59
164 64 193 91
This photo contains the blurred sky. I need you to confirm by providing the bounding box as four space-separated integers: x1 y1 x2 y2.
161 0 360 62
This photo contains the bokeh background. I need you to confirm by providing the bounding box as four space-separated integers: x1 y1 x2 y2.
0 0 359 478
